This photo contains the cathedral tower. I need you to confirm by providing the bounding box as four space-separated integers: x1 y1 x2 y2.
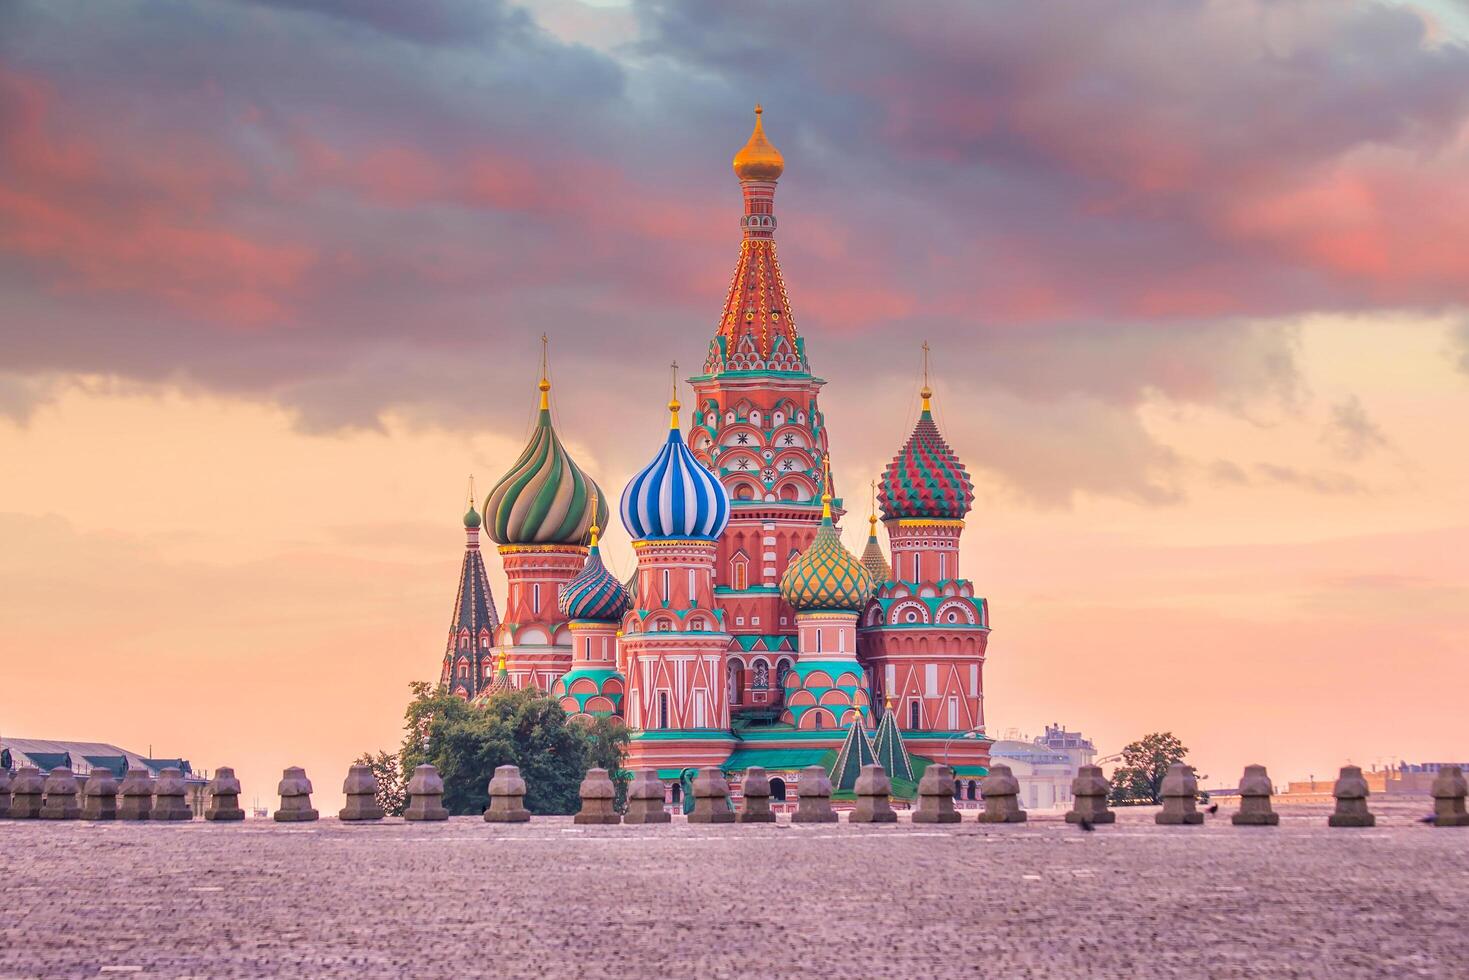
620 377 736 771
861 360 991 773
686 107 833 717
440 493 501 699
482 345 608 693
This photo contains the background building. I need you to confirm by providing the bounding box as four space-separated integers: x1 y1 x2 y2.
988 724 1097 810
1 737 211 816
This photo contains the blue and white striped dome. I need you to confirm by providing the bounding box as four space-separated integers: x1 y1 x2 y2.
621 404 731 541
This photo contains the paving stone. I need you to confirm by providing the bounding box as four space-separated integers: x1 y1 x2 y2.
912 764 959 824
574 768 620 825
40 768 81 820
404 765 449 822
275 767 319 823
339 764 385 822
1329 765 1376 828
977 763 1027 824
1232 764 1279 826
0 800 1460 978
850 764 897 824
484 765 530 823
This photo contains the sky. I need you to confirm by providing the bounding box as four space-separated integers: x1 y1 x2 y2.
2 0 1468 809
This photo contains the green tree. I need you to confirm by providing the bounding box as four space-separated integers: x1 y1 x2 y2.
389 682 629 816
352 749 406 816
1109 731 1192 805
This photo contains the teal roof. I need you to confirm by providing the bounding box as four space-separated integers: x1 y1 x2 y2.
732 634 797 653
873 709 915 783
722 747 835 772
550 667 624 715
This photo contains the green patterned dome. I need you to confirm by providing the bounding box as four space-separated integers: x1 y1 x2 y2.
484 378 608 546
463 503 482 529
780 509 873 613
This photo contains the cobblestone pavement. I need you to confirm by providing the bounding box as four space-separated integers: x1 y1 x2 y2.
2 800 1464 979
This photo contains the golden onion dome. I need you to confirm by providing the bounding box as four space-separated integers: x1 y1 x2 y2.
732 105 784 182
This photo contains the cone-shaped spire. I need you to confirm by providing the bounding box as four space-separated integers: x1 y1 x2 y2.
879 345 973 521
830 715 877 793
873 703 915 786
860 479 892 582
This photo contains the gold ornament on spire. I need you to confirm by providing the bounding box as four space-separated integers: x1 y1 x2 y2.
538 333 551 410
733 104 785 182
588 487 600 549
668 360 681 429
821 454 833 520
868 479 879 533
920 340 933 412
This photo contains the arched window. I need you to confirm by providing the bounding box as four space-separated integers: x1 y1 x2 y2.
533 583 541 613
968 780 978 801
769 777 787 802
727 661 743 706
662 569 670 599
776 659 793 689
658 692 670 730
753 660 770 689
731 558 748 591
908 700 921 729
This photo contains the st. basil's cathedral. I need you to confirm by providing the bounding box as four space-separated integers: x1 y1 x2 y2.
440 108 992 794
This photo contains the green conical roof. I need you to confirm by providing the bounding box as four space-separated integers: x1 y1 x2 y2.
830 716 877 793
873 706 914 785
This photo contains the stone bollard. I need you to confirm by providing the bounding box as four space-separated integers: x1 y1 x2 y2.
117 769 154 821
0 768 12 819
1155 763 1203 826
151 767 194 821
623 769 671 825
688 767 736 824
978 764 1027 824
736 766 777 824
9 767 45 819
1328 765 1375 828
275 766 319 822
792 765 838 824
1231 764 1279 826
574 768 621 825
339 764 385 821
81 768 119 821
205 767 246 822
404 765 450 821
850 764 897 824
913 764 961 824
1431 766 1469 827
484 765 530 823
40 768 81 819
1066 765 1116 825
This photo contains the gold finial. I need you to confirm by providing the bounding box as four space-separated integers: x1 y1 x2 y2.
885 694 893 710
821 454 833 521
497 648 507 673
869 479 879 534
668 360 681 429
468 474 476 508
732 104 784 182
920 340 933 412
538 333 551 410
588 487 600 549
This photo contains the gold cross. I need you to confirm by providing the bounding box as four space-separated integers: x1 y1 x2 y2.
921 340 930 388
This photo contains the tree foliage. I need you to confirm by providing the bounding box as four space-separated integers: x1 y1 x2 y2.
375 681 628 816
352 749 407 816
1109 731 1192 805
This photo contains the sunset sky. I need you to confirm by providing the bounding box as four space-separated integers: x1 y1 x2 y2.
3 0 1469 808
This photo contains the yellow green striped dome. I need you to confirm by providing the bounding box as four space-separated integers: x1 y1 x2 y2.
780 515 873 613
484 380 607 546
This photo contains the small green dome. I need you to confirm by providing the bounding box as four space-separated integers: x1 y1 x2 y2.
464 504 482 529
780 517 873 613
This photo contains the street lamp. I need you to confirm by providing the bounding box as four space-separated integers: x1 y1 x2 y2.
942 726 986 767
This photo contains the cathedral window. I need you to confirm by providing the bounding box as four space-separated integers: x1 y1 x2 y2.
814 628 822 654
909 700 921 729
533 584 541 614
658 692 670 730
662 569 670 599
731 558 748 591
753 660 769 689
776 659 793 688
